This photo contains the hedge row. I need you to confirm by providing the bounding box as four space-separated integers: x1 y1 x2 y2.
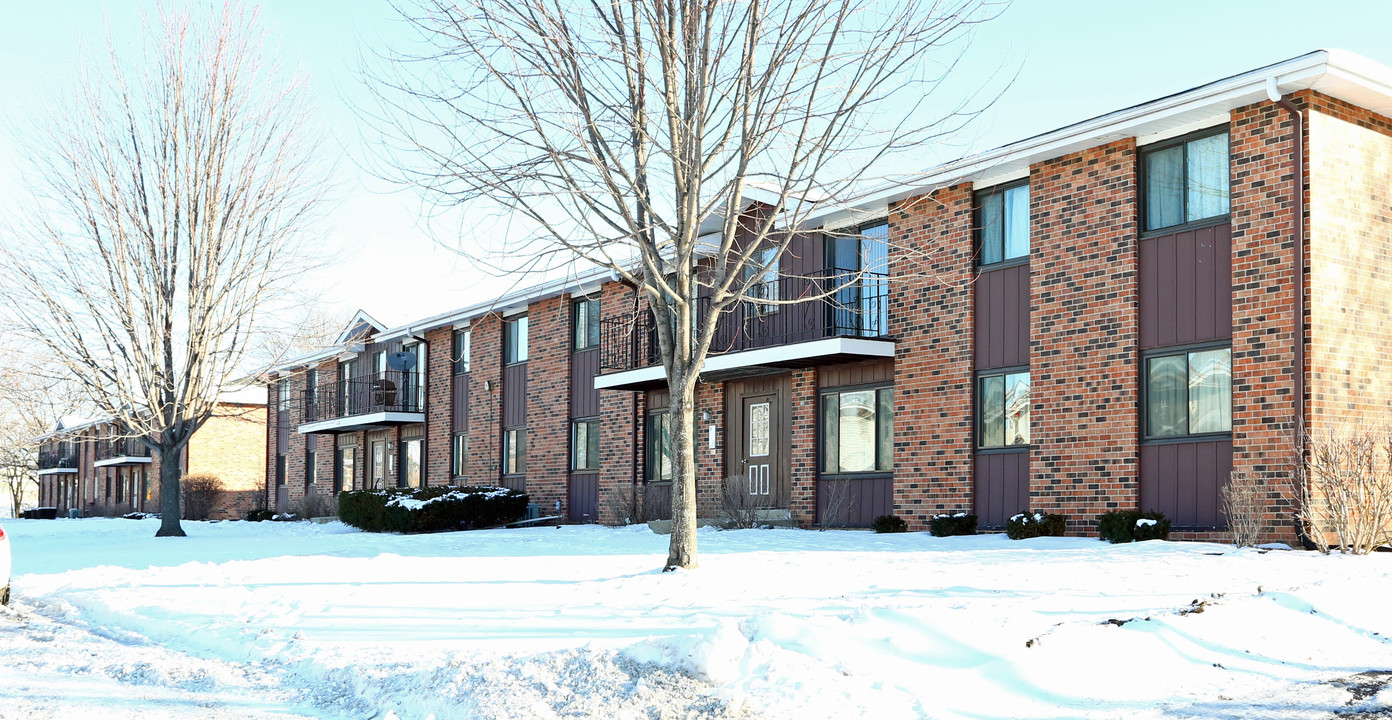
338 486 529 533
929 513 977 537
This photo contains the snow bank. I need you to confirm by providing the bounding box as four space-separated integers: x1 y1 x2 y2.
4 518 1392 719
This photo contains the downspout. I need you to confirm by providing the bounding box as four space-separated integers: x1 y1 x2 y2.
1268 78 1306 433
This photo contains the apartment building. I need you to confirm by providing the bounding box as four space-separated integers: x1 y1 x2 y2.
264 50 1392 543
35 391 268 519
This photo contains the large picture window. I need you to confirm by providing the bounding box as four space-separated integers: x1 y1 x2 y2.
505 316 529 364
571 419 600 471
976 182 1030 266
1143 129 1229 232
977 370 1030 449
1145 347 1232 439
573 299 601 350
820 386 893 474
646 411 673 482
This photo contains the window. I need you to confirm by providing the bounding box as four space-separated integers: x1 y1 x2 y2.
827 224 889 336
452 433 468 479
402 342 425 410
572 419 600 471
742 247 779 315
399 438 422 488
505 316 529 364
573 299 601 350
976 182 1030 266
277 379 291 413
453 329 471 375
503 427 526 475
374 351 388 376
978 371 1030 449
305 370 318 408
338 360 354 414
1144 129 1229 231
336 447 354 493
1145 347 1232 438
820 387 894 474
646 412 673 481
306 449 317 488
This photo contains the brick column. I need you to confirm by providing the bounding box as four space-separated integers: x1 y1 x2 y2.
1029 138 1139 532
468 313 503 485
527 295 571 514
424 326 454 486
788 368 818 527
890 184 976 530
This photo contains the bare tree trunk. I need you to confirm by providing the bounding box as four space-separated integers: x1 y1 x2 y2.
156 445 185 537
666 378 700 570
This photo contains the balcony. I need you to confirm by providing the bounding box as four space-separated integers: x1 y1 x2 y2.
37 445 79 474
297 369 425 434
94 437 152 467
597 271 895 390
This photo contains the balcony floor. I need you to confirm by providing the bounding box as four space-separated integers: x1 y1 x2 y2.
594 336 895 391
298 411 426 435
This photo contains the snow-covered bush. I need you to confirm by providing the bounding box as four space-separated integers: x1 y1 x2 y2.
929 512 977 537
1097 510 1170 543
1006 511 1067 540
338 486 528 533
180 473 224 521
872 514 907 534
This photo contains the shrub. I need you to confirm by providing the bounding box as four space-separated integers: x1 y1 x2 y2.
338 486 529 533
181 473 224 521
1290 424 1392 554
1221 472 1263 548
1007 511 1068 540
720 474 776 529
872 514 907 534
929 513 977 537
245 509 275 522
1097 509 1170 543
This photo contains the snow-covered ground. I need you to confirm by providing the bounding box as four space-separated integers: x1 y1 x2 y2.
2 518 1391 719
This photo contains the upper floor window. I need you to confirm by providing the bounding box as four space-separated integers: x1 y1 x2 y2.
742 247 779 315
277 379 291 412
978 370 1030 449
820 386 893 474
1145 346 1231 439
826 223 889 337
374 351 388 376
976 182 1029 266
305 370 318 406
505 316 529 364
1143 129 1229 232
453 329 471 375
573 298 600 350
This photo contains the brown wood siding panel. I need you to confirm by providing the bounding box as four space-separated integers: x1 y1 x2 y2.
643 482 672 520
500 475 526 493
647 388 670 410
567 473 599 521
1139 438 1232 527
502 363 528 426
452 373 469 429
1139 223 1233 348
975 262 1030 370
973 451 1030 526
817 359 894 388
817 476 893 527
570 348 601 418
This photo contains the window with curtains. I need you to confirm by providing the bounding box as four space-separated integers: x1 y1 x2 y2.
573 299 601 350
819 386 894 474
453 329 471 374
1145 346 1232 439
977 370 1030 449
975 182 1030 266
1143 128 1230 232
399 438 422 488
338 360 353 414
452 433 468 479
826 223 889 337
305 370 318 408
742 247 779 315
571 419 600 471
646 411 673 482
277 379 291 413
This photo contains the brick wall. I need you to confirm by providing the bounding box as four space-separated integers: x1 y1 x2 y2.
187 402 267 519
889 184 976 530
789 368 818 527
527 295 571 514
424 326 454 486
1229 98 1304 541
693 380 725 521
1029 138 1140 531
467 313 503 484
1306 92 1392 428
598 281 641 524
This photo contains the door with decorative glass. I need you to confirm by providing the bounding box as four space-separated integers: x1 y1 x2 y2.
740 394 786 506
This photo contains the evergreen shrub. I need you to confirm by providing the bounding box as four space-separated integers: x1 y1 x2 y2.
338 486 529 533
872 514 908 534
1097 509 1171 543
929 513 978 537
1006 511 1068 540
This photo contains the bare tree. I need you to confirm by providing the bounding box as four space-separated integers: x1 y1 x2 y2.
0 344 87 517
366 0 1002 569
0 4 330 536
1290 423 1392 554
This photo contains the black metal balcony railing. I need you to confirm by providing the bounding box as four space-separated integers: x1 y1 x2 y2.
600 270 891 372
38 444 79 470
301 369 424 425
96 437 152 462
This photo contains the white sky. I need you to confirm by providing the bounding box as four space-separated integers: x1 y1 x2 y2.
1 0 1390 329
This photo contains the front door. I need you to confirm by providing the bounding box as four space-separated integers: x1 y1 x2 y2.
740 394 785 507
370 440 387 490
